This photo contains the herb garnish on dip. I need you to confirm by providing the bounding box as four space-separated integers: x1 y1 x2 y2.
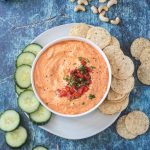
57 57 95 100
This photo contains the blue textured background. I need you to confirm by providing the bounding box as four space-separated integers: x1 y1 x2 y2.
0 0 150 150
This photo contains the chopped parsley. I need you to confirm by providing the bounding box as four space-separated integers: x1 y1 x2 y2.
88 94 95 99
91 66 96 70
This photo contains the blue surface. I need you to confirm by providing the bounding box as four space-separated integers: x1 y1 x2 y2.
0 0 150 150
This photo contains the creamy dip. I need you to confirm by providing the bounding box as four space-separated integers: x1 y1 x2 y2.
34 40 109 115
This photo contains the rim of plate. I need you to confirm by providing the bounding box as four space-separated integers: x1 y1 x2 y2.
31 36 112 118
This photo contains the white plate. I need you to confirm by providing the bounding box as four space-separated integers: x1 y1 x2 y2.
32 23 120 140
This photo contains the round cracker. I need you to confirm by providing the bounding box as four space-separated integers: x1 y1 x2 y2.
103 45 123 61
125 111 149 135
109 36 120 47
139 47 150 64
99 96 129 115
116 115 137 139
130 37 150 60
111 76 135 94
86 27 111 49
107 89 126 101
69 23 90 38
137 63 150 85
110 55 134 80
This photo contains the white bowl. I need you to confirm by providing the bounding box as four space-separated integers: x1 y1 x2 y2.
31 36 112 118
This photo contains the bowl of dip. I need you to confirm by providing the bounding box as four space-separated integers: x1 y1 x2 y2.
32 36 111 117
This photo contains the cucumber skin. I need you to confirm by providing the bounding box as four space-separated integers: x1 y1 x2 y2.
5 126 28 149
15 51 36 68
15 64 31 89
23 43 43 55
18 90 40 114
30 113 52 126
32 145 48 150
0 110 20 132
23 43 42 52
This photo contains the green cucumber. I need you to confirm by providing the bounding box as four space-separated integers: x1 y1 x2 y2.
23 43 42 55
5 126 27 148
15 65 31 89
29 105 51 125
18 90 40 113
16 52 35 67
0 110 20 132
32 146 48 150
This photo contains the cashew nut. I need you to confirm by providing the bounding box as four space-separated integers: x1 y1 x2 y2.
70 0 76 2
74 5 86 12
110 17 121 25
77 0 88 5
91 6 98 14
99 11 109 22
107 0 117 8
98 6 108 13
99 0 107 3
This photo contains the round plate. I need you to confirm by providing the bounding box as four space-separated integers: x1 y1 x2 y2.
32 23 120 140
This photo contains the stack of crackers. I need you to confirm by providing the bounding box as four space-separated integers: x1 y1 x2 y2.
130 37 150 85
69 23 135 115
69 23 149 139
116 111 149 139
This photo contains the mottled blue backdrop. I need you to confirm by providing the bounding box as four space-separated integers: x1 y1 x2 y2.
0 0 150 150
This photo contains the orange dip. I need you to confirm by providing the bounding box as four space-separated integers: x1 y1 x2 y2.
34 40 109 115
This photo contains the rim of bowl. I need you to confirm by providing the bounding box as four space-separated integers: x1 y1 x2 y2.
31 36 112 118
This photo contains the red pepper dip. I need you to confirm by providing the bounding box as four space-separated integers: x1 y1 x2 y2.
33 40 109 115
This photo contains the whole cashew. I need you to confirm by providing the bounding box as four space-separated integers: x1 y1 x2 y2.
77 0 88 5
107 0 117 8
70 0 76 2
99 11 109 22
110 17 121 25
74 5 86 12
91 6 98 14
99 0 107 3
98 6 108 13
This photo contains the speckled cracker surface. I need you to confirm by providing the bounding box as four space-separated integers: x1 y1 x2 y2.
130 37 150 60
111 55 134 80
109 36 120 47
86 27 111 49
103 45 123 61
139 47 150 64
107 89 126 101
111 76 135 94
99 96 129 115
137 63 150 85
125 111 149 135
116 115 137 139
69 23 90 38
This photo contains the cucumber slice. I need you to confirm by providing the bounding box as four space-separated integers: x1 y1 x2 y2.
33 146 48 150
15 65 31 89
23 43 42 55
29 105 51 125
15 85 24 95
18 90 40 113
0 110 20 132
5 126 27 148
16 52 35 67
15 85 33 95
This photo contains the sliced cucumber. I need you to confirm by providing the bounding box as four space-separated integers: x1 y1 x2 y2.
18 90 40 113
15 85 24 95
15 65 31 89
23 43 42 55
15 85 33 95
0 110 20 132
16 52 35 67
30 105 51 125
5 126 27 148
33 146 48 150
